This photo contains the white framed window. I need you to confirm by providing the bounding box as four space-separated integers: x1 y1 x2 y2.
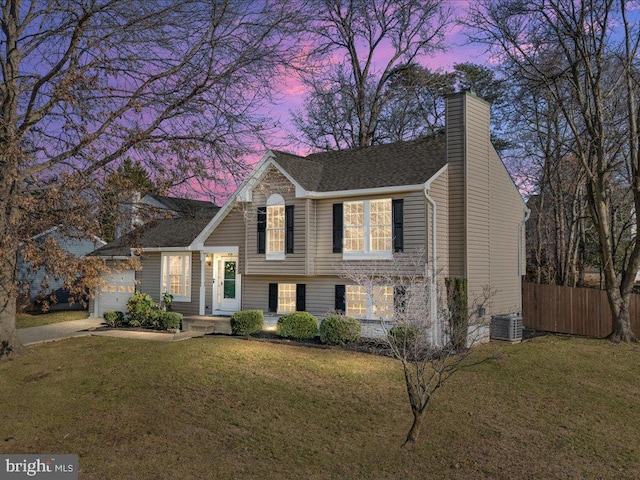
346 285 394 320
278 283 296 313
346 285 367 317
343 199 392 259
267 194 285 260
161 252 191 302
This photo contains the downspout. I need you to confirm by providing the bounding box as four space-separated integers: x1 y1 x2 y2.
424 186 439 345
518 207 531 315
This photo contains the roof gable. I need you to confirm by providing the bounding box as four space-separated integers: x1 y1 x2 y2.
272 134 446 192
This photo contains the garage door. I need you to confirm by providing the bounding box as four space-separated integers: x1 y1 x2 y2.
93 270 136 318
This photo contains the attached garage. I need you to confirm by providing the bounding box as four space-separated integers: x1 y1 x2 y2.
91 267 136 318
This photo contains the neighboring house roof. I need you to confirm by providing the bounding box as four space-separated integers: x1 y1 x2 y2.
143 194 219 218
90 216 213 257
22 225 106 249
272 134 446 192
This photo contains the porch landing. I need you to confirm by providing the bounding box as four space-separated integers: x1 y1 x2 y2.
183 316 232 334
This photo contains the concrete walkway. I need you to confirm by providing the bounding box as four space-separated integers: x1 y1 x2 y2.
18 318 204 346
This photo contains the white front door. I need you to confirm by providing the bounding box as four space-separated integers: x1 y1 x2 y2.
213 254 240 313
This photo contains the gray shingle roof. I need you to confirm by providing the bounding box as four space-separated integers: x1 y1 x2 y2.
146 195 219 218
272 134 446 192
90 217 213 257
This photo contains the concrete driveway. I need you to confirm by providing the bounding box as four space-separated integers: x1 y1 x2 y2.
18 317 204 345
18 317 104 346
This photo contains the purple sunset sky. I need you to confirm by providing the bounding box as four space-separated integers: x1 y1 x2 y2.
269 0 489 154
188 1 491 201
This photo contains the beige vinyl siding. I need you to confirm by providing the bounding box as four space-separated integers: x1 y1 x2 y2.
464 94 492 304
246 168 306 275
489 150 525 315
204 207 246 274
446 95 466 278
137 251 200 316
305 198 316 275
204 258 214 315
445 91 525 316
314 191 426 276
138 252 162 302
242 275 343 318
429 169 449 279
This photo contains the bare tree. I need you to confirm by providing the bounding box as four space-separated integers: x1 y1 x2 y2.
292 0 452 150
467 0 640 341
341 251 492 446
0 0 305 353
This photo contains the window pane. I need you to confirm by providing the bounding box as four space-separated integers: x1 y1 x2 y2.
370 199 392 224
344 226 364 252
344 201 364 226
372 286 394 319
278 283 296 313
169 256 183 275
267 205 285 253
371 225 392 251
223 261 236 299
344 201 364 252
170 274 182 295
370 199 392 252
267 205 284 228
346 285 366 317
163 254 190 297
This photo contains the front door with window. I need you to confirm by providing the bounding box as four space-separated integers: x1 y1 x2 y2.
213 254 240 313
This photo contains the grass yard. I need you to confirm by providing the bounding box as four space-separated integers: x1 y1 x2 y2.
1 335 639 479
16 310 88 329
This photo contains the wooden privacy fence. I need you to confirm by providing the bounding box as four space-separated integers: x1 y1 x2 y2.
522 282 640 338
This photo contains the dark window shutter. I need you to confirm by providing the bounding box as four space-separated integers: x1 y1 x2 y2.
394 286 407 314
335 284 346 313
257 207 267 254
333 203 343 253
296 284 306 312
392 199 404 252
285 205 295 254
268 283 278 312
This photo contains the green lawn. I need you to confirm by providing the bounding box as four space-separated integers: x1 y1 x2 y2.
1 335 639 479
16 310 89 329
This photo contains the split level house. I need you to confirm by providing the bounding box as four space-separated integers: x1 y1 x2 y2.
89 92 528 339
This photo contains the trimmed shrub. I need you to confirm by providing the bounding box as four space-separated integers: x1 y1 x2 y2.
389 325 418 346
230 310 264 335
319 315 361 345
103 311 125 328
126 292 157 327
157 311 183 331
277 312 318 339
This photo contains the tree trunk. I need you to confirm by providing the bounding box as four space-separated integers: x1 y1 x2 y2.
609 292 638 343
0 237 21 356
403 409 424 447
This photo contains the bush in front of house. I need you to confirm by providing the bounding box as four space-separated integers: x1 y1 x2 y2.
126 292 158 327
157 311 183 331
319 314 361 345
388 325 418 346
103 311 125 328
277 312 319 339
230 310 264 335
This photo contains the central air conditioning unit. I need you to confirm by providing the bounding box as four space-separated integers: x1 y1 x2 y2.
490 314 523 342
